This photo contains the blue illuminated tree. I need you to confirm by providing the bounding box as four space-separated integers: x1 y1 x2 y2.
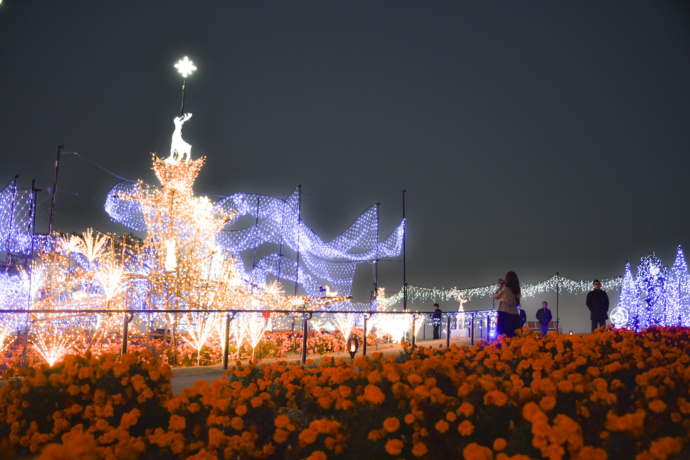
617 262 637 329
635 253 668 329
667 245 690 327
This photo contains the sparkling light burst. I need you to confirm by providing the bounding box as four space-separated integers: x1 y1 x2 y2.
175 56 197 78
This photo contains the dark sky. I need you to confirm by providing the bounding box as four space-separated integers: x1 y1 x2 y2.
1 1 689 310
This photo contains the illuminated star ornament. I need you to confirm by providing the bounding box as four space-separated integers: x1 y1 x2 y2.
175 56 197 78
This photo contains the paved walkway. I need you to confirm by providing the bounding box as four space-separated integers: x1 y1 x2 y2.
170 337 476 393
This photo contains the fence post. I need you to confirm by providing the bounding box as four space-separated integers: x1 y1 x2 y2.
411 315 416 350
292 316 296 352
121 313 134 356
223 313 235 370
487 315 492 340
471 313 475 345
301 313 312 365
446 314 451 348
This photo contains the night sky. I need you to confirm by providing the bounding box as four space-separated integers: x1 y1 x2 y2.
1 2 689 330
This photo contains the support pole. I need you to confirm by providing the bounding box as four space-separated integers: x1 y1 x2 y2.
556 272 560 334
446 315 451 348
180 79 187 116
223 313 234 370
470 313 475 345
411 315 416 350
121 313 134 355
301 313 311 364
49 145 63 235
402 190 407 311
295 185 302 297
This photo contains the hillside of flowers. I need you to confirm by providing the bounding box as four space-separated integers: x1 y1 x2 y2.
1 326 689 459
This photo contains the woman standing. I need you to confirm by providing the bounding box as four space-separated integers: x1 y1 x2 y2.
493 271 522 338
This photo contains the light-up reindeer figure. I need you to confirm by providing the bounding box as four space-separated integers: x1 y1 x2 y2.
168 113 193 163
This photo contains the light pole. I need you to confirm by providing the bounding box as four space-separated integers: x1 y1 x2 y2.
175 56 197 115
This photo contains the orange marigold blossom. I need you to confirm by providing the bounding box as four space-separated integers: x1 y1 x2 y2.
362 384 385 405
411 441 428 457
274 415 290 429
493 438 507 451
383 417 400 433
648 400 667 413
539 395 557 412
385 439 404 455
458 420 475 436
459 402 475 417
306 450 327 460
298 428 318 447
435 419 449 433
484 390 509 407
463 442 494 460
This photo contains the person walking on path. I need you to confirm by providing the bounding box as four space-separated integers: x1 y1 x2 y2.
432 303 442 339
493 271 522 338
536 301 552 337
586 279 610 332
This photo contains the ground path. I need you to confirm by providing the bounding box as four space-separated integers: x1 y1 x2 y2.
171 337 476 394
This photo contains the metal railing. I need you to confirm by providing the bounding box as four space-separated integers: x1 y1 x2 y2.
0 308 497 368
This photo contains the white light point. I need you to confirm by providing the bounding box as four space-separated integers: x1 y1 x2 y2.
175 56 197 78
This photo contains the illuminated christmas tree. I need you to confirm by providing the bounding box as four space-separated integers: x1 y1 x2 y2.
634 253 668 329
667 245 690 327
614 262 636 329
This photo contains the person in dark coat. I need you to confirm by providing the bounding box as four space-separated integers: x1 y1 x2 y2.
536 301 552 337
586 279 609 332
432 303 442 339
518 305 527 329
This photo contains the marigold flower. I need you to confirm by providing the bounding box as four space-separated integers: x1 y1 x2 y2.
493 438 507 451
645 385 659 399
385 439 404 455
411 441 428 457
306 450 327 460
435 419 449 433
649 400 667 413
235 404 247 416
368 429 384 441
273 428 289 444
484 390 508 407
463 442 494 460
404 413 416 424
522 402 544 423
230 417 244 431
383 417 400 433
539 395 557 412
274 415 290 429
168 415 186 432
458 420 475 436
459 402 475 417
648 436 682 458
446 411 457 422
338 385 352 398
363 384 385 405
298 428 318 447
